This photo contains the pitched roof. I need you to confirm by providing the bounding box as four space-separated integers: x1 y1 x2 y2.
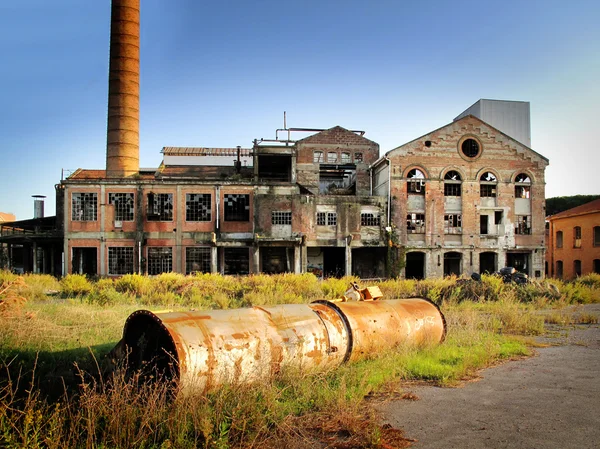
296 126 376 146
548 198 600 220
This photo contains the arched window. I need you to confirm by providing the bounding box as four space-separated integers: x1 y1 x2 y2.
556 260 563 278
313 151 323 163
480 171 497 197
327 152 338 163
556 231 563 248
444 170 462 197
407 168 426 194
515 173 531 199
573 227 582 248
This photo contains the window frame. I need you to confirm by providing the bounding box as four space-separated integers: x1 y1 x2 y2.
185 193 212 222
407 168 426 195
185 247 211 274
108 246 134 275
147 247 173 275
223 194 250 222
515 215 532 235
271 211 292 225
72 192 98 221
407 213 425 234
444 214 462 234
573 226 582 248
556 230 563 248
361 212 381 227
147 193 174 222
108 193 134 221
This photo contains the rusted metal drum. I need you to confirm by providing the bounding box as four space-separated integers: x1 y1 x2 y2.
122 298 445 393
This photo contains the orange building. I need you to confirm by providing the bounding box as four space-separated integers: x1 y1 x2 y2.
546 199 600 279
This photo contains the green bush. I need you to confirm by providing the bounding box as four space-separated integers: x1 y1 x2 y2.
60 274 92 297
114 274 152 296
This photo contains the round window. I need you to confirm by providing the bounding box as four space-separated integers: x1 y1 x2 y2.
461 138 480 158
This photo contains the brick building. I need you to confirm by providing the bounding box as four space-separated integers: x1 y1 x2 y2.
373 115 548 279
546 199 600 279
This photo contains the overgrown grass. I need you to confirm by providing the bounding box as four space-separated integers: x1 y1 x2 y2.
1 270 599 448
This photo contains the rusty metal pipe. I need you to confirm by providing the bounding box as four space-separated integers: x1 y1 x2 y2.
122 298 445 393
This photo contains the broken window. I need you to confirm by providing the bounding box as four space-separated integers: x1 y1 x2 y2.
515 185 530 199
407 168 426 194
361 213 381 227
108 247 134 275
147 247 173 275
186 247 211 274
461 138 480 158
224 194 250 221
317 212 337 226
109 193 135 221
223 248 249 275
147 193 173 221
186 193 211 222
444 171 462 197
72 193 97 221
594 226 600 247
313 151 324 163
407 213 425 234
272 211 292 225
327 152 338 163
515 173 531 198
574 260 582 277
515 173 531 183
341 152 351 163
444 214 462 234
515 215 531 235
573 226 582 248
556 231 563 248
354 152 363 163
479 172 497 197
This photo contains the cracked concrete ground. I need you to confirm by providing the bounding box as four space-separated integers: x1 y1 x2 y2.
378 304 600 449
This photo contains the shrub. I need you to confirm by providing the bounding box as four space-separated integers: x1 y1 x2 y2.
60 274 93 297
114 274 152 297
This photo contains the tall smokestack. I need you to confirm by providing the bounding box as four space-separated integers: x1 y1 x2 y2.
106 0 140 178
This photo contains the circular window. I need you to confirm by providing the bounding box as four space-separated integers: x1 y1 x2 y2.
461 138 480 158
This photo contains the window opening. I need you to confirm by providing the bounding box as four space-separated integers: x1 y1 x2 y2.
327 212 337 226
480 215 489 235
108 247 134 275
186 193 211 222
593 259 600 274
407 213 425 234
148 247 173 275
461 138 480 158
556 230 563 248
186 247 211 274
147 193 173 221
224 248 249 275
556 260 563 278
515 173 531 183
494 211 503 225
341 152 351 163
313 151 324 163
354 153 363 163
515 185 530 199
72 193 98 221
595 226 600 247
224 194 250 221
574 260 582 277
479 172 497 197
407 168 426 194
316 212 326 226
444 214 462 234
109 193 134 221
272 211 292 225
444 171 462 197
316 212 337 226
573 226 582 248
361 213 381 226
327 152 338 163
515 215 531 235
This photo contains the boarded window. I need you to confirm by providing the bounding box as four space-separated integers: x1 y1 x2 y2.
224 194 250 221
147 193 173 221
186 247 211 274
444 214 462 234
108 247 134 275
186 193 211 222
109 193 134 221
148 247 173 275
272 211 292 225
515 215 531 235
407 213 425 234
72 193 97 221
361 213 381 226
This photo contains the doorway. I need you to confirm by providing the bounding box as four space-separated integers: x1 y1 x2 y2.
443 252 462 277
479 252 497 274
405 251 425 280
506 252 530 275
72 247 97 276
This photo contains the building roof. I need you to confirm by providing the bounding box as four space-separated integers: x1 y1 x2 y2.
0 212 16 223
296 126 377 146
66 169 156 180
162 147 252 157
547 198 600 221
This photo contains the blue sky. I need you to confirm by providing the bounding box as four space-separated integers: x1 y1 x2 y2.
1 0 599 220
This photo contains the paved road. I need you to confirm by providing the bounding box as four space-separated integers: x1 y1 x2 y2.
378 305 600 449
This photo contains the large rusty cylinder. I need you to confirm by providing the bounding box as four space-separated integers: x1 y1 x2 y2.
106 0 140 178
122 298 446 393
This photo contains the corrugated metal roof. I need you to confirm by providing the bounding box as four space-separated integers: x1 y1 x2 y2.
162 147 252 157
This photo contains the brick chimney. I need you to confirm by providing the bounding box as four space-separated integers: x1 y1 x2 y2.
106 0 140 178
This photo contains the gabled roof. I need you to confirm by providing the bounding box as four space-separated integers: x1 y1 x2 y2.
548 198 600 220
385 115 549 164
296 126 377 146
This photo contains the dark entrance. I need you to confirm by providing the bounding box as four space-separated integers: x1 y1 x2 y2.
594 259 600 275
506 252 530 275
351 247 386 279
223 248 249 275
443 252 462 277
479 252 497 274
323 247 345 278
261 247 292 274
405 251 425 280
72 247 97 276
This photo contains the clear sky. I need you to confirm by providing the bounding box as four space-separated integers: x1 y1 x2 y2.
1 0 599 220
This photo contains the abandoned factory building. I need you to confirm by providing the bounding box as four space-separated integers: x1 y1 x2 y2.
0 0 549 280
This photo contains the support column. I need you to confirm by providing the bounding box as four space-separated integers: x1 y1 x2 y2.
345 245 352 276
175 185 183 273
252 246 260 274
32 243 38 273
294 246 301 273
211 247 218 273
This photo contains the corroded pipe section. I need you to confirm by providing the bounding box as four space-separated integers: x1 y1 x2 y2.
106 0 140 178
122 298 445 393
